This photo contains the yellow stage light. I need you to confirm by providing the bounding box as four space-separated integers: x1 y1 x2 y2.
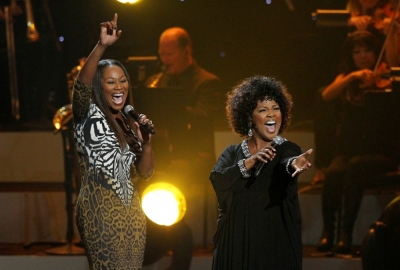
141 182 186 226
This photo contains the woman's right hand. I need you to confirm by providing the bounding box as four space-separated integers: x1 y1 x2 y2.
251 145 276 168
99 13 122 46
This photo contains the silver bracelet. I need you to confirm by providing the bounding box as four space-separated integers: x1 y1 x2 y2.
238 159 251 178
286 157 297 175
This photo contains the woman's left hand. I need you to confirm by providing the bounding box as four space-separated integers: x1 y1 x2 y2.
134 114 154 145
291 149 313 177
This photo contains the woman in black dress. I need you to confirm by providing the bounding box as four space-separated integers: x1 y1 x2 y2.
210 76 313 269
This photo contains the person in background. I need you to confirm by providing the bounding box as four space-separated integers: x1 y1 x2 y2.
145 26 225 166
210 76 313 269
347 0 383 31
347 0 400 68
72 13 155 269
377 0 400 67
316 30 399 255
312 0 396 185
144 27 225 256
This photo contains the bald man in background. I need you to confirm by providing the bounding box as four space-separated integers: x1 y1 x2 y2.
147 27 223 116
143 27 225 269
146 26 225 173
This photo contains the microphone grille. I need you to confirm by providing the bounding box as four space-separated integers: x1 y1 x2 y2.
123 105 133 115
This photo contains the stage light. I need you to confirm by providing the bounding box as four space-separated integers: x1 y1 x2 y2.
116 0 141 4
53 104 72 131
141 182 186 226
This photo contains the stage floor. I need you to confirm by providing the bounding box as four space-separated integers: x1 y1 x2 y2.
0 243 363 270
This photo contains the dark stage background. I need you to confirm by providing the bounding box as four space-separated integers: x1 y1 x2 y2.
0 0 349 128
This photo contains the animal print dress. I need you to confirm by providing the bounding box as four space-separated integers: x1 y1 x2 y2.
72 79 147 270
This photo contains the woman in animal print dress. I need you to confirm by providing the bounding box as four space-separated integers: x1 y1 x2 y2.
72 13 154 270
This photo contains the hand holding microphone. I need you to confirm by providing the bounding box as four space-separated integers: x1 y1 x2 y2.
123 105 155 135
254 135 287 177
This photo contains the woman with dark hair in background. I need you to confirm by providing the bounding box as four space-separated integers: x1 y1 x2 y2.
311 0 391 185
316 30 399 254
210 76 313 269
72 13 155 269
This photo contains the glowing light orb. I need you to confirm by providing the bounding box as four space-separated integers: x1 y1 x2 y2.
141 182 186 226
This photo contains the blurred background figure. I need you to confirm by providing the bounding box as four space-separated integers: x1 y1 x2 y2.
130 26 226 269
347 0 382 31
311 0 398 185
142 26 226 250
316 30 399 255
145 27 225 168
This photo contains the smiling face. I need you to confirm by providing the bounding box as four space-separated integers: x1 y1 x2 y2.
101 65 129 113
251 99 282 142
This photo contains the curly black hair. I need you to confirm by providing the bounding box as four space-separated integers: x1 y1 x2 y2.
226 76 293 137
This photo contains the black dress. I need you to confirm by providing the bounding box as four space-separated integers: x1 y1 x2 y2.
210 139 303 270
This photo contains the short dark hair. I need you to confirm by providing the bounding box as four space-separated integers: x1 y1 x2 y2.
339 30 381 74
226 76 293 137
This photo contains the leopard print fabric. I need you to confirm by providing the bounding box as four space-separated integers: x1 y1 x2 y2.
72 79 146 269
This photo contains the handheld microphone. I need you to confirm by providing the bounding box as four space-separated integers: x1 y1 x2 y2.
123 105 155 135
254 135 287 177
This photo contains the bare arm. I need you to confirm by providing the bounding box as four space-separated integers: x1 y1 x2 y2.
72 13 122 119
321 69 374 101
77 13 122 86
133 116 155 178
136 143 154 178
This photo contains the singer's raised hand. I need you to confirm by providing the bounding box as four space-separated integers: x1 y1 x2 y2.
291 149 313 177
99 13 122 46
77 13 121 86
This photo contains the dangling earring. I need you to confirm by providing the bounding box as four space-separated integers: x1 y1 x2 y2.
248 122 253 137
